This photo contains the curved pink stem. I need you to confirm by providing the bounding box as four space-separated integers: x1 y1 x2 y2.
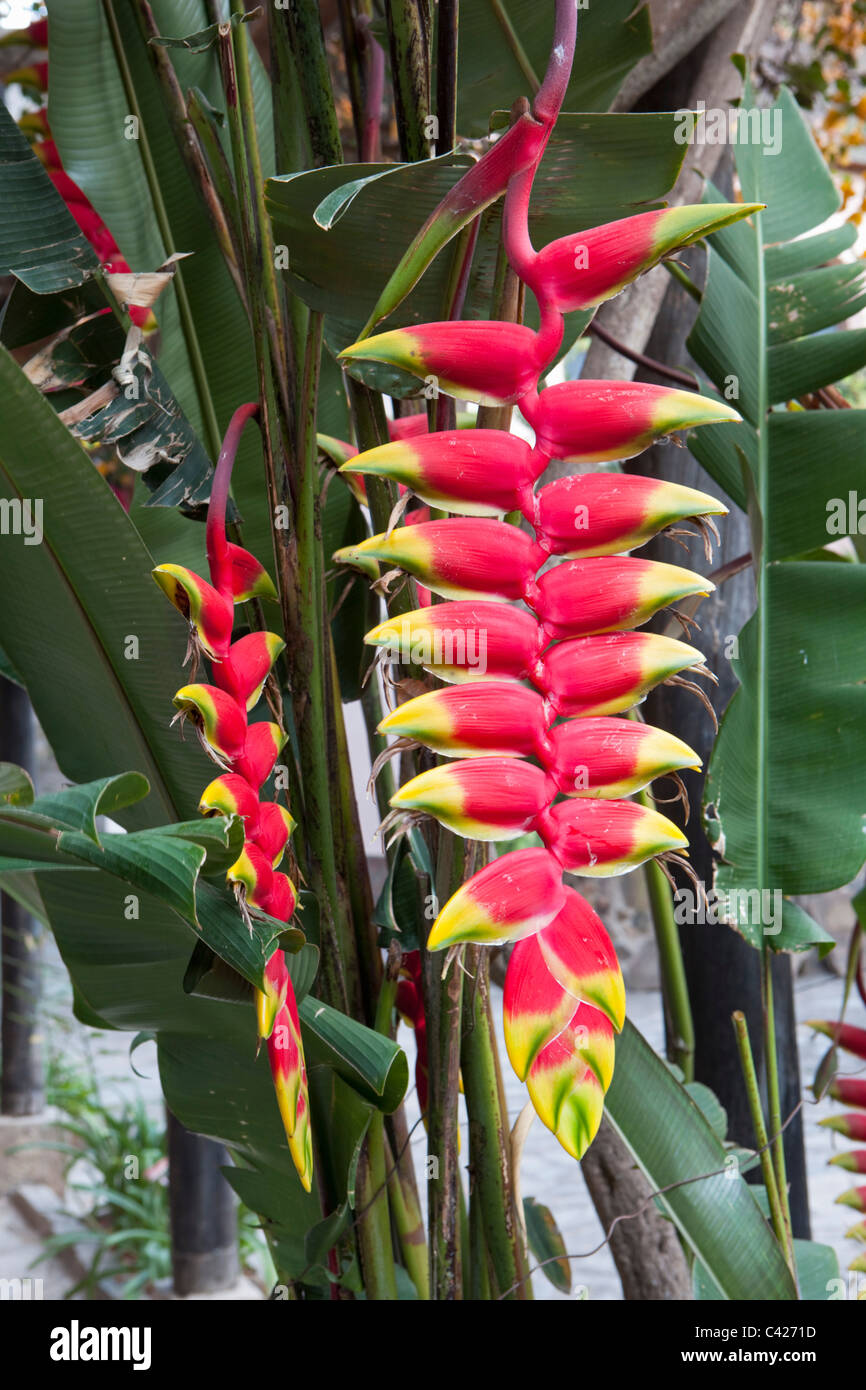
207 401 261 597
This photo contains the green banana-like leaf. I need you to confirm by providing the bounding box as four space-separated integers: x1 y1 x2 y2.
606 1022 797 1300
46 0 275 571
0 345 210 830
455 0 651 134
0 101 99 292
687 82 866 952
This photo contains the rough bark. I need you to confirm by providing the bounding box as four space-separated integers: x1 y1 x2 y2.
581 1121 693 1300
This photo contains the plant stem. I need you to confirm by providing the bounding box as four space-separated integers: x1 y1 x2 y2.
132 1 247 311
424 832 464 1299
732 1010 797 1282
274 0 343 167
762 954 794 1245
631 767 695 1079
384 1132 429 1297
101 0 222 462
435 0 458 155
460 947 532 1299
385 0 431 161
355 1112 399 1299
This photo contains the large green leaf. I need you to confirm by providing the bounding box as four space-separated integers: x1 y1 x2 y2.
46 0 275 571
0 345 210 830
686 84 866 952
606 1023 796 1300
0 102 99 292
454 1 651 134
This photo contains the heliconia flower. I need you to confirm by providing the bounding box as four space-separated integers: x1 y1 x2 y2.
821 1114 866 1142
807 1022 866 1061
387 412 433 441
267 983 313 1190
536 889 626 1032
152 564 234 659
340 429 539 518
262 870 297 921
172 684 247 762
226 841 274 909
829 1151 866 1173
530 203 764 314
539 798 688 876
256 949 289 1041
254 802 296 867
829 1078 866 1109
504 935 615 1084
233 721 287 791
365 602 544 684
534 632 705 719
531 472 727 559
339 321 551 406
396 958 430 1113
225 542 278 603
504 933 583 1080
336 519 543 604
4 61 49 91
212 631 285 710
426 848 567 950
390 757 554 841
198 772 262 834
526 1015 607 1160
850 1253 866 1274
531 556 714 642
522 381 740 465
846 1219 866 1243
378 682 551 760
836 1186 866 1212
545 716 700 798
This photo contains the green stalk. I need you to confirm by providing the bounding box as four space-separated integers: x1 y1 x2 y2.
132 1 246 310
273 0 343 167
460 948 532 1299
355 1112 399 1299
294 314 353 1011
101 0 222 462
631 767 695 1079
384 0 431 161
762 956 794 1245
732 1011 797 1283
751 204 794 1251
424 832 464 1299
384 1132 429 1298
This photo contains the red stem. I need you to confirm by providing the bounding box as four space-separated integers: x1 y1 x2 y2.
206 401 261 596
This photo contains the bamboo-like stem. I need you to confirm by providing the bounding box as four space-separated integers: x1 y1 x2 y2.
732 1010 797 1283
274 0 343 167
384 1132 429 1297
424 832 464 1299
101 0 222 462
642 851 696 1080
435 0 458 155
132 1 247 311
762 954 794 1248
385 0 431 161
460 948 532 1299
294 314 353 1012
355 1112 399 1299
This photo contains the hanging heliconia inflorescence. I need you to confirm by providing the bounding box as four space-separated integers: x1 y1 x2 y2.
811 1017 866 1266
153 403 313 1192
336 1 761 1161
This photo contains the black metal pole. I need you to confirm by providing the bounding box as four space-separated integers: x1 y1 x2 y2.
167 1109 240 1295
0 676 43 1117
